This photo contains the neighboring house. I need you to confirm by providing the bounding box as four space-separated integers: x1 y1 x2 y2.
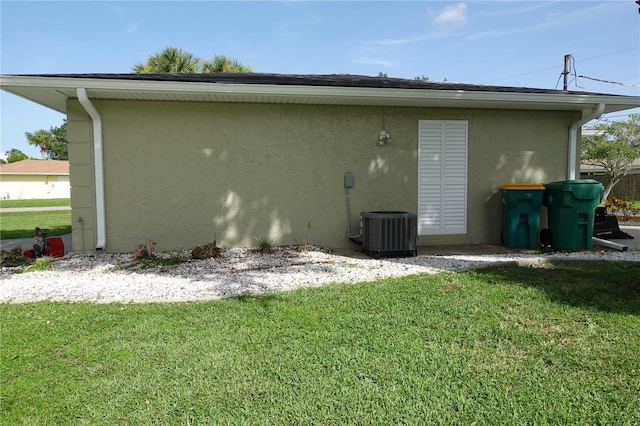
0 159 70 200
581 158 640 175
1 73 638 253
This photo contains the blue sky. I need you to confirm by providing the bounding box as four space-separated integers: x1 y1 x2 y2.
1 0 639 159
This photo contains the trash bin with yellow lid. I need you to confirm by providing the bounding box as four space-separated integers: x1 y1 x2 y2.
501 183 545 249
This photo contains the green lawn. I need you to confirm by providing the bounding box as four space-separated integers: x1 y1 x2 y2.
0 198 70 208
2 261 639 424
0 211 72 239
0 199 72 239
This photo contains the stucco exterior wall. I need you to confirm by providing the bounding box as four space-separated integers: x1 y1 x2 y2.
0 175 69 200
67 101 97 253
67 98 579 253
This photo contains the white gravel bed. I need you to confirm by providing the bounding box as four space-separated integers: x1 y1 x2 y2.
1 244 639 304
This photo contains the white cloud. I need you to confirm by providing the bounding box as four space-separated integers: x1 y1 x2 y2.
432 3 468 26
351 57 396 68
109 4 139 35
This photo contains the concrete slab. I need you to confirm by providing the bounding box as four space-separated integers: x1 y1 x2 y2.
601 225 640 251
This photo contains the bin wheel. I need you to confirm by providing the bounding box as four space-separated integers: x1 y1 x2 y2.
540 228 552 249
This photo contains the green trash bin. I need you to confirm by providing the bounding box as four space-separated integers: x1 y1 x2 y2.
543 179 604 250
501 184 545 249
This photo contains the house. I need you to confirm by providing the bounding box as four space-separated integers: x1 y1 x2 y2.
581 157 640 176
0 159 70 200
1 73 638 253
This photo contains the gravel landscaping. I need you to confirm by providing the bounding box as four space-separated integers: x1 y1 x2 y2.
2 241 639 304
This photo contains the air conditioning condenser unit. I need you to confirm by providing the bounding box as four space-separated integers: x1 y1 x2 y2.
361 211 417 258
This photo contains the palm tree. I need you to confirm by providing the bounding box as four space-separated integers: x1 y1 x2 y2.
134 47 252 74
25 129 56 159
200 55 253 73
133 47 199 73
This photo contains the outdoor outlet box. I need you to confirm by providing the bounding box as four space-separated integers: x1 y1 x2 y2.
344 172 354 189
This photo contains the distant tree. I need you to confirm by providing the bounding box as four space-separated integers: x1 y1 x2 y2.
414 75 429 81
5 149 29 163
49 120 68 160
133 47 199 73
25 129 53 159
134 46 252 73
582 114 640 201
377 72 388 78
200 54 253 73
25 120 68 160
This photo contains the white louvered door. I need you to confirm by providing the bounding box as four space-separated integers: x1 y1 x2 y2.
418 120 468 235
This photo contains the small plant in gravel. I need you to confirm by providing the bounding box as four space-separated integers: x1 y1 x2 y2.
124 248 191 272
253 236 273 254
294 222 314 252
23 257 53 273
133 240 157 260
304 222 312 245
192 241 222 259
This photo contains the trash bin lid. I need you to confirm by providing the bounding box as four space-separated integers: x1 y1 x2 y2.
544 179 604 200
501 183 545 190
544 179 602 189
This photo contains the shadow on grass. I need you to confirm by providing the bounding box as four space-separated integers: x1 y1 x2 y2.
473 261 640 315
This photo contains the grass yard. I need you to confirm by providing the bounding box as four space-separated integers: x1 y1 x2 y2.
2 261 639 424
0 198 70 208
0 211 72 240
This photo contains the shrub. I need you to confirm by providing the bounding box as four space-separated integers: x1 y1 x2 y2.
604 197 640 220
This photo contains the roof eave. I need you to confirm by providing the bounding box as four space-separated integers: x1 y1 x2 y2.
2 75 639 114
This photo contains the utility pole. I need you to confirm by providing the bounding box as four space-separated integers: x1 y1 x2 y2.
563 54 571 91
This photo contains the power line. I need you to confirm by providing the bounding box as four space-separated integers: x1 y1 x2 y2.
576 46 640 63
560 52 640 90
483 46 639 85
577 74 640 88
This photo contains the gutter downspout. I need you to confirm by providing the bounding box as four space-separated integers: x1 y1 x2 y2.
567 102 605 180
77 88 106 250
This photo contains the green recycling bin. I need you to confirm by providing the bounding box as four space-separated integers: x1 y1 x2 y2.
501 184 545 249
543 179 604 250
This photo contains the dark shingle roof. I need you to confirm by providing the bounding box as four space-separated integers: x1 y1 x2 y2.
22 72 608 96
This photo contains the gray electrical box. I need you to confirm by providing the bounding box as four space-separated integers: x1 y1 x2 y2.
344 172 354 189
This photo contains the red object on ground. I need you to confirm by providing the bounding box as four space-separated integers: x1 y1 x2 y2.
23 249 35 258
47 237 65 258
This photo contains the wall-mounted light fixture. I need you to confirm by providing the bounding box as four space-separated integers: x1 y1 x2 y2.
378 130 391 146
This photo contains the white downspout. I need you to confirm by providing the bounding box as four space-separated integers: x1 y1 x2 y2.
77 88 106 250
567 102 605 180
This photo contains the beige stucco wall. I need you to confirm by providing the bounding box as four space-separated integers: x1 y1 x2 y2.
0 175 70 200
67 98 579 253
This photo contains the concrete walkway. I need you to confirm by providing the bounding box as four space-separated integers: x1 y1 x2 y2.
0 206 71 213
597 224 640 251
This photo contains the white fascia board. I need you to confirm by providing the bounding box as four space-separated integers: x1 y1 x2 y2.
2 75 640 112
